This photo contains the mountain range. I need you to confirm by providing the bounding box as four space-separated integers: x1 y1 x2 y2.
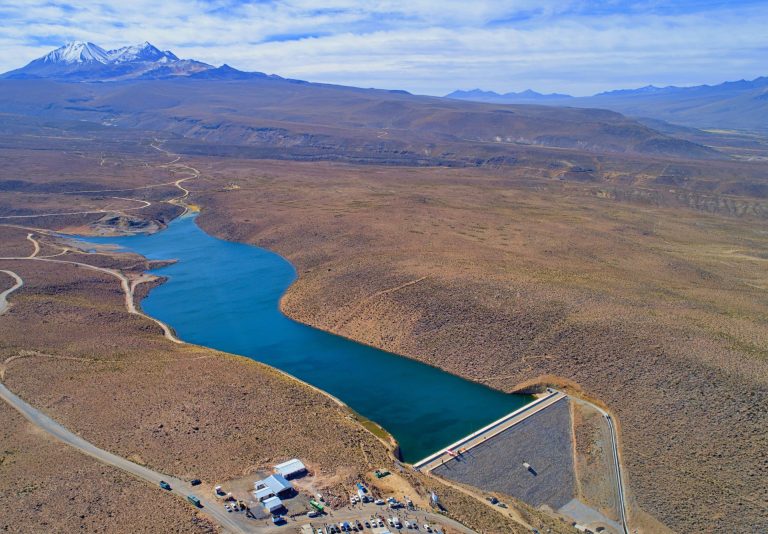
4 41 766 132
0 40 759 161
446 78 768 132
0 41 213 81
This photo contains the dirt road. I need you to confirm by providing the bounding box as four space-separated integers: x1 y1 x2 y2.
571 397 629 534
0 269 23 315
0 380 249 533
1 233 181 343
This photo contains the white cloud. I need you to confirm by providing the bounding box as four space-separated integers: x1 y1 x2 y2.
0 0 766 94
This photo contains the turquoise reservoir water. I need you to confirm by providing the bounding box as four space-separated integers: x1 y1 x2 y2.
80 214 531 462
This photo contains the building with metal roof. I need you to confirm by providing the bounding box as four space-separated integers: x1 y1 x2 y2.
262 495 283 513
253 486 274 501
255 474 293 497
274 458 307 479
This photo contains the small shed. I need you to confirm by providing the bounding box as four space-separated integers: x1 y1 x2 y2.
274 458 307 479
262 496 283 513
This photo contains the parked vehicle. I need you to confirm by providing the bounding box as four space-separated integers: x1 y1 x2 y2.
190 479 202 486
375 499 385 505
159 480 171 490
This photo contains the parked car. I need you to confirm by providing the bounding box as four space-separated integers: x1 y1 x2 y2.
159 481 171 490
423 525 432 532
375 499 385 505
190 479 202 486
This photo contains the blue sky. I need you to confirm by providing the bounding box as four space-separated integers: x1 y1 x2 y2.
1 1 766 95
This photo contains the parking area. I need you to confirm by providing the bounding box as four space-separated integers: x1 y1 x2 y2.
301 498 455 534
203 462 469 533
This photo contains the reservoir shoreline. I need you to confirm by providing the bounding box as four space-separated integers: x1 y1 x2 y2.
75 213 533 463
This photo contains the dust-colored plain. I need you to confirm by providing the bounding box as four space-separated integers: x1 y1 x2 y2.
1 119 766 533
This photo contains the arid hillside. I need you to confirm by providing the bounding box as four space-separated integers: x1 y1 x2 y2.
1 112 766 533
0 140 570 534
191 157 768 533
0 77 723 162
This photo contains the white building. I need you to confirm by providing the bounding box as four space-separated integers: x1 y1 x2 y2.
253 486 274 501
262 495 283 513
274 458 307 479
255 473 293 497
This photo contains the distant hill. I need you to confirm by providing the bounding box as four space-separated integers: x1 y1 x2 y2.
0 76 722 162
187 64 272 80
446 77 768 132
446 89 573 104
0 41 723 161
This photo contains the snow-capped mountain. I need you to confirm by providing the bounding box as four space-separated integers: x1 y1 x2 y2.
1 41 211 81
40 41 110 64
107 42 179 64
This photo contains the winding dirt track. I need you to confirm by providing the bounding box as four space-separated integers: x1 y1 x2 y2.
0 234 181 343
0 269 23 315
0 147 245 528
0 197 152 220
